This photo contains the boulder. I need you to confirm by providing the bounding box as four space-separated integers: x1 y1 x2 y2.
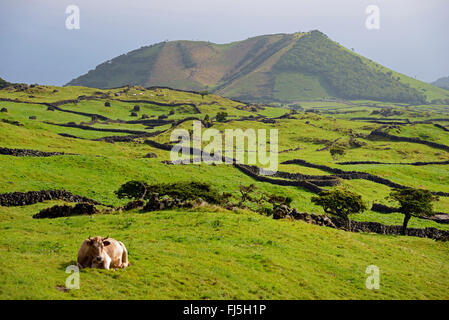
122 200 145 211
144 152 157 158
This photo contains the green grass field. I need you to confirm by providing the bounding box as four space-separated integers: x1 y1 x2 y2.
0 84 448 299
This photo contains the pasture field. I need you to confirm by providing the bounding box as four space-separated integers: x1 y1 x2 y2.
0 84 448 299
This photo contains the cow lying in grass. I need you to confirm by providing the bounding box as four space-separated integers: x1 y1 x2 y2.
77 236 129 270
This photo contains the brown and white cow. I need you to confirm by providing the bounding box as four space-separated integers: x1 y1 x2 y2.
77 236 129 270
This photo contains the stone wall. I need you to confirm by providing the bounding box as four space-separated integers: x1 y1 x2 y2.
0 190 103 207
273 205 449 240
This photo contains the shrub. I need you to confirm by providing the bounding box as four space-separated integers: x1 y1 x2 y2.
116 181 222 204
238 184 258 207
216 112 228 122
329 146 346 161
115 180 149 200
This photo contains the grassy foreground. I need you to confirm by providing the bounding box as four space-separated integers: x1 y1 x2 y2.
1 204 448 300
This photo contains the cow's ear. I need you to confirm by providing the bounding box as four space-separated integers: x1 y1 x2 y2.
103 240 111 246
87 239 93 245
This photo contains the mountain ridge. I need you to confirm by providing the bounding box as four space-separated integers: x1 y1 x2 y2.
67 31 449 104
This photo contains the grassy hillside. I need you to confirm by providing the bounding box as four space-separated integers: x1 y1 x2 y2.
2 205 448 300
0 84 448 299
66 31 449 104
432 76 449 91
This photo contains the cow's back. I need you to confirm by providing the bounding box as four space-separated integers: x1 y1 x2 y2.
104 238 126 268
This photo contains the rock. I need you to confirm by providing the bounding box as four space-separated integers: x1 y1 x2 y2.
1 119 23 127
1 108 8 113
122 200 145 211
130 112 138 117
47 106 55 111
104 102 111 107
133 105 140 112
141 114 149 119
142 193 196 212
144 152 157 158
29 116 36 120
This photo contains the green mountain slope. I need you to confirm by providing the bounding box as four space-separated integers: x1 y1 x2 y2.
67 31 449 104
432 76 449 90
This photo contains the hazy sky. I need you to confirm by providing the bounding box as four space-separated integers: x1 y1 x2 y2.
0 0 448 85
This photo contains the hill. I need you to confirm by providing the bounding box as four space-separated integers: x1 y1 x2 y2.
67 31 449 104
432 76 449 91
0 84 448 299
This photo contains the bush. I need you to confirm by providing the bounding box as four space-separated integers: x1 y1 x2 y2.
115 180 149 200
329 146 346 161
146 181 221 204
116 180 222 204
216 112 228 122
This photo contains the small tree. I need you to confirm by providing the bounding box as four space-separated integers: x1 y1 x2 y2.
311 190 367 230
329 146 346 161
388 188 438 235
199 90 209 99
264 193 293 207
204 114 210 122
238 184 258 207
115 180 149 200
216 112 228 122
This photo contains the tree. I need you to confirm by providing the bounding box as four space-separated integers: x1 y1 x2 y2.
238 184 257 207
329 146 346 161
216 112 228 122
388 188 439 235
311 190 367 230
199 90 209 99
204 114 210 122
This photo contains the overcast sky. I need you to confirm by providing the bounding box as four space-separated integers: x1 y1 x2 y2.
0 0 448 85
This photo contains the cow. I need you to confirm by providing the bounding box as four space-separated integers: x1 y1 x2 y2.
77 236 129 270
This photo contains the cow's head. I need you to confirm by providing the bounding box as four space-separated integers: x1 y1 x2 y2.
87 236 111 263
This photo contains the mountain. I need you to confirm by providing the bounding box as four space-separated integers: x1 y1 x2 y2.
67 31 449 104
432 76 449 91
